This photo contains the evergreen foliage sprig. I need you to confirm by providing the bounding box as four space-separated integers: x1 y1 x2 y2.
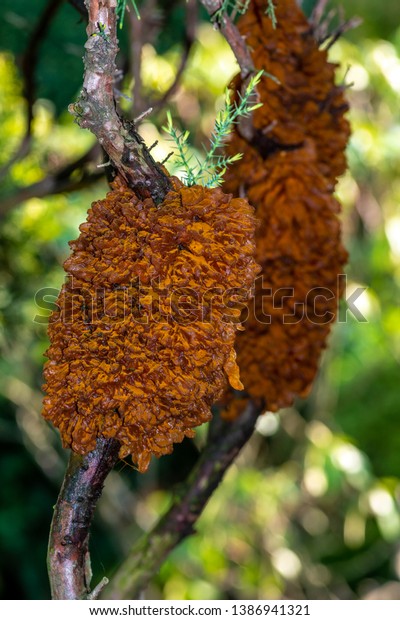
212 0 251 23
211 0 276 27
163 113 198 187
163 70 264 187
266 0 277 28
116 0 140 28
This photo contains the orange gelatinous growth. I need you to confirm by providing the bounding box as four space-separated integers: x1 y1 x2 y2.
224 0 350 191
220 0 350 418
43 176 259 471
232 146 347 414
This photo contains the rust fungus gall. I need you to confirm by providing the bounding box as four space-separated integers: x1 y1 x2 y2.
43 177 259 471
220 0 349 417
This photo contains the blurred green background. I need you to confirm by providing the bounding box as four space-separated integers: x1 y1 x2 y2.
1 0 400 601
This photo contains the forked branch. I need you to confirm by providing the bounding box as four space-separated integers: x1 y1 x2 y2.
47 0 261 601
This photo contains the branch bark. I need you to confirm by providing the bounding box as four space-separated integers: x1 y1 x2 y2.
48 437 120 599
198 0 254 79
47 0 175 601
198 0 256 142
47 0 261 601
104 404 261 600
69 0 171 204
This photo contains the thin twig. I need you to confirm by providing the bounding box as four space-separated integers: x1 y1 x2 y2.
134 107 153 124
0 144 103 217
310 0 362 47
104 404 261 600
150 0 198 114
309 0 329 30
48 437 121 600
87 577 110 600
323 17 363 50
129 5 145 117
0 0 64 180
67 0 88 18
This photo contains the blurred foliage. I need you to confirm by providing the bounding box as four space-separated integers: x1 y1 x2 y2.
1 0 400 602
1 0 87 114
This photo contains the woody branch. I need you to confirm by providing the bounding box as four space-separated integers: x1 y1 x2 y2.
48 0 261 601
69 0 171 204
47 0 173 601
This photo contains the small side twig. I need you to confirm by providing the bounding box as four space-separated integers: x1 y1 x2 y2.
48 437 121 600
0 144 103 217
87 576 110 600
310 0 362 48
134 107 153 124
309 0 330 30
150 0 198 114
322 16 363 50
104 403 261 600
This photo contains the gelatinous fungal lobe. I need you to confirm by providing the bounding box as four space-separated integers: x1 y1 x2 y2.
220 0 349 417
224 0 350 190
223 144 348 417
43 176 259 472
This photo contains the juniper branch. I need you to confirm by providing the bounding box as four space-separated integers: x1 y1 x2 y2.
162 112 197 186
196 72 263 185
163 72 263 186
116 0 140 28
266 0 277 28
212 0 251 23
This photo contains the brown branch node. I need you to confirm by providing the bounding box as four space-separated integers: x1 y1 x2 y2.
70 0 171 204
